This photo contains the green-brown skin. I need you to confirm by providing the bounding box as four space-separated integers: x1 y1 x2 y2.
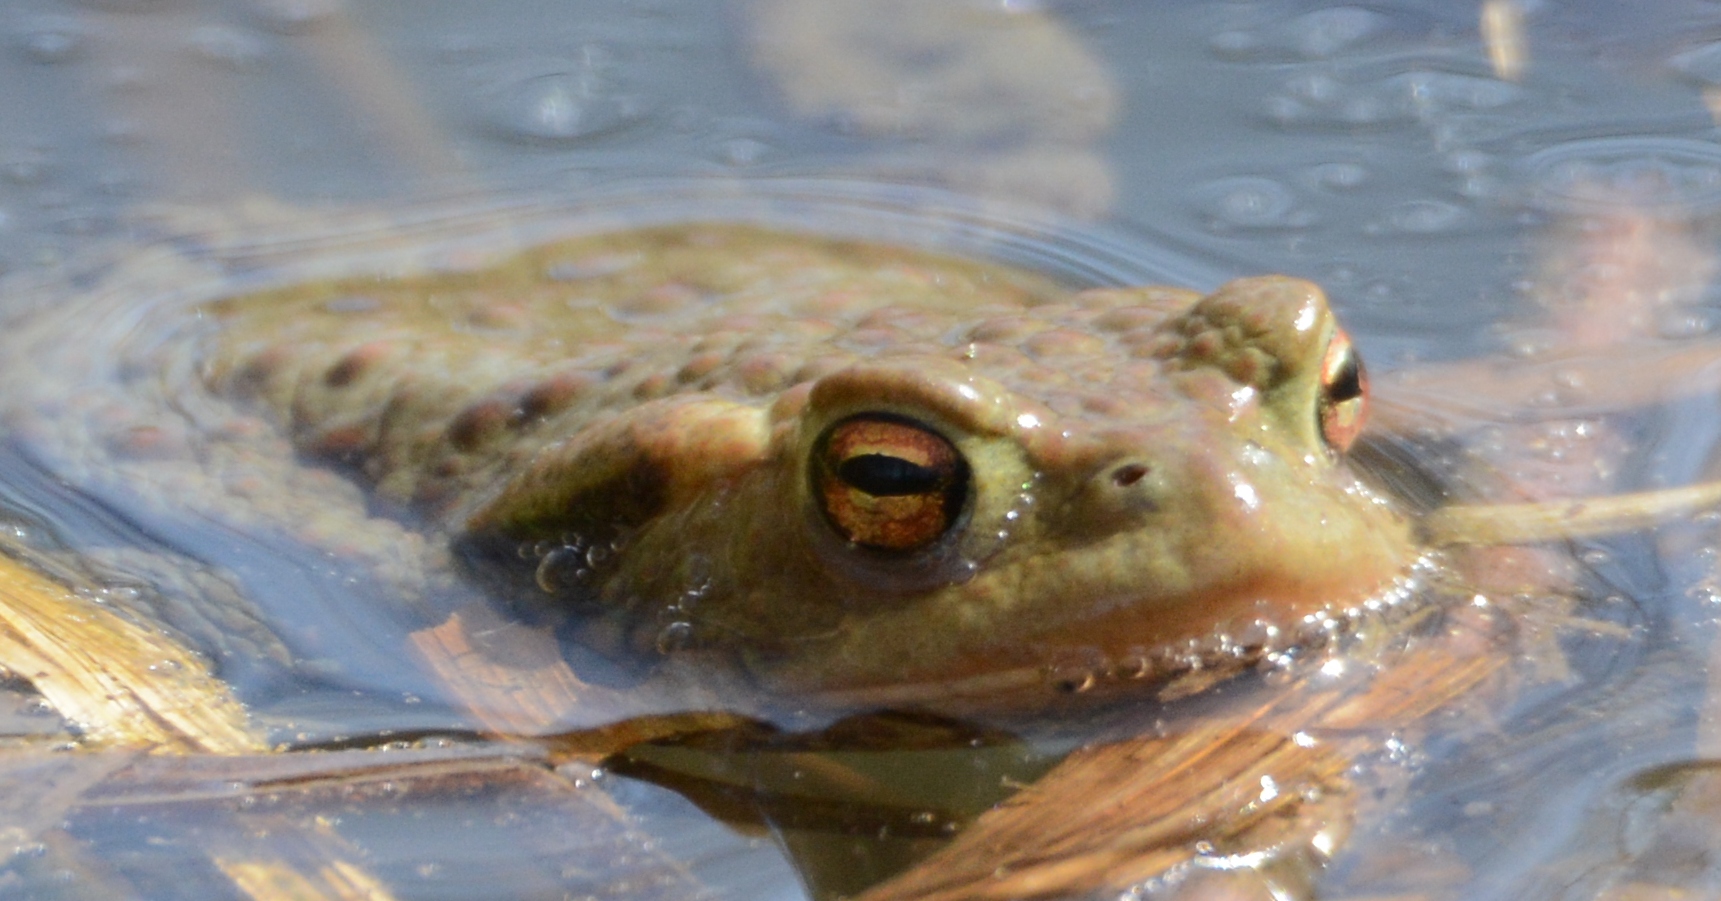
7 225 1419 712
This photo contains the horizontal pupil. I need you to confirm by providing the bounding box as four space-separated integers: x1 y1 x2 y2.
1327 354 1363 402
838 454 943 496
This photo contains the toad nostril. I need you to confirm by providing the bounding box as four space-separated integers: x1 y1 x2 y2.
1111 463 1149 488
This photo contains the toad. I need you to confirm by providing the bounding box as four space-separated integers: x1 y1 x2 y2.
1 224 1418 715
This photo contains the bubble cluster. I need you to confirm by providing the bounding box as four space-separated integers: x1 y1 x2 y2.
526 532 628 597
1207 7 1388 63
1522 137 1721 215
1039 552 1443 699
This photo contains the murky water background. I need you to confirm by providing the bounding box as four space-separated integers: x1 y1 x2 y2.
5 1 1721 899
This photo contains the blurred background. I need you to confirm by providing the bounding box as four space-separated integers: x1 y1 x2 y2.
8 0 1721 359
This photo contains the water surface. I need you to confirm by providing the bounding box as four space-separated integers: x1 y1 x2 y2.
4 2 1721 899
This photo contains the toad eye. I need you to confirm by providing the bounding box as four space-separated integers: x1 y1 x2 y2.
814 415 969 552
1317 326 1368 453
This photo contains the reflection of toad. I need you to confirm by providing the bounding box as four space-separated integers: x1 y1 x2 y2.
748 0 1119 215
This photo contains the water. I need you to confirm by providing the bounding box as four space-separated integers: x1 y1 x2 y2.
1 1 1721 899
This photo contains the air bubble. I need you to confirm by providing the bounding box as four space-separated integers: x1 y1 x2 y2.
249 0 342 32
1657 309 1712 339
1045 653 1103 693
1287 7 1385 59
1372 200 1467 235
1207 30 1263 60
1308 161 1368 191
1286 72 1342 104
1200 633 1243 661
1233 618 1281 651
534 545 590 594
489 72 645 145
16 18 84 65
1191 176 1312 230
721 138 772 167
1392 71 1522 112
1266 75 1411 128
1116 648 1153 680
655 621 694 654
99 583 142 603
1052 670 1095 693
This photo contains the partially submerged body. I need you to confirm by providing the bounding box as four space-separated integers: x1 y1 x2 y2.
1 224 1422 719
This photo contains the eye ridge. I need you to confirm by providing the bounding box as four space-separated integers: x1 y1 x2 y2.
838 453 948 496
